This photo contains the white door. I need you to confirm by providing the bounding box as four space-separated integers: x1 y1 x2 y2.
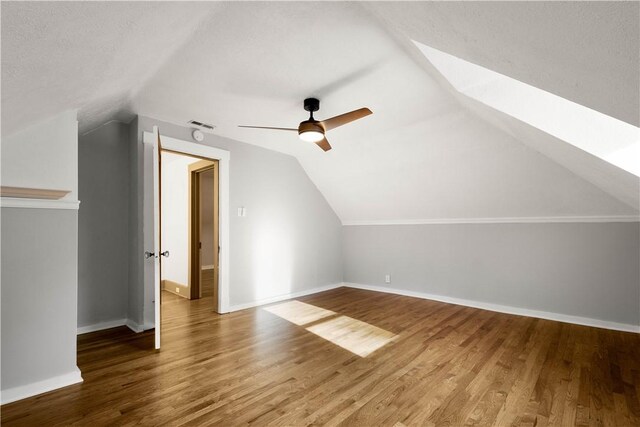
143 126 162 349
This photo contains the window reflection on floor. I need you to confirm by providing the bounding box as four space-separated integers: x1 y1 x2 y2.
263 300 397 357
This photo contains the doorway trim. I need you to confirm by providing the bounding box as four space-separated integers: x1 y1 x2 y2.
143 131 231 313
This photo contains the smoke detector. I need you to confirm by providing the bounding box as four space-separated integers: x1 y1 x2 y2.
192 129 204 142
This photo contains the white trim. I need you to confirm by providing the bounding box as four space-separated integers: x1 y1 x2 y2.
77 319 127 335
342 215 640 226
228 283 343 312
0 198 80 210
1 368 83 405
143 131 231 316
344 283 640 333
144 132 231 161
126 319 144 333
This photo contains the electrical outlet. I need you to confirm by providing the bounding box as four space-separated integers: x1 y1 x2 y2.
176 287 180 293
385 274 391 284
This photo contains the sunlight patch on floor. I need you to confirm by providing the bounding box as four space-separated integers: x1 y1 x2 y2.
263 300 336 326
306 315 397 357
263 300 397 357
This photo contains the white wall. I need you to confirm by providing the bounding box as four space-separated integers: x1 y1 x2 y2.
1 111 81 403
160 152 201 287
1 110 78 200
343 222 640 330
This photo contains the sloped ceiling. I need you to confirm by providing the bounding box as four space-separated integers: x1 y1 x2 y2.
2 2 638 221
1 1 216 136
413 41 640 209
363 1 640 127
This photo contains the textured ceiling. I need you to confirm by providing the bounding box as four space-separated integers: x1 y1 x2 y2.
1 1 216 136
2 1 638 220
364 1 640 127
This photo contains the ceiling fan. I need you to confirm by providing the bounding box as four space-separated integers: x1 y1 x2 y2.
239 98 372 152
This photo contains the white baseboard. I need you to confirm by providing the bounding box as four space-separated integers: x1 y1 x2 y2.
344 283 640 333
126 319 144 333
77 318 127 335
77 318 148 335
1 367 83 405
228 283 343 312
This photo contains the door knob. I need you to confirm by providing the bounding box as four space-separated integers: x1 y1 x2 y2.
160 251 170 258
144 251 156 259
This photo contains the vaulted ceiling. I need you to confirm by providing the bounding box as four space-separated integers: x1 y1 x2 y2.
2 1 638 221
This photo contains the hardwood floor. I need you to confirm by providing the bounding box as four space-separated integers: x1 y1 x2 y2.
2 287 639 426
201 268 214 298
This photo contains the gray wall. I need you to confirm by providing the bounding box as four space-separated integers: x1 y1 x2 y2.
1 208 79 390
343 222 640 326
135 116 343 310
1 110 80 400
78 122 131 327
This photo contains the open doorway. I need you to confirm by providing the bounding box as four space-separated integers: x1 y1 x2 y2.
143 129 230 349
160 151 219 313
188 160 219 310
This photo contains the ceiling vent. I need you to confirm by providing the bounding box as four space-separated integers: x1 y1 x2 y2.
188 120 216 133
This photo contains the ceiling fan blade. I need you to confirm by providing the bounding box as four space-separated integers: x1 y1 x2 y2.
320 108 372 131
238 125 298 132
315 137 332 152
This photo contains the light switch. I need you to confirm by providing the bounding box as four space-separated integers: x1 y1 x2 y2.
385 275 391 284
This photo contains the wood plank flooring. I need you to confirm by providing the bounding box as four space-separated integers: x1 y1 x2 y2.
2 287 639 426
201 268 214 298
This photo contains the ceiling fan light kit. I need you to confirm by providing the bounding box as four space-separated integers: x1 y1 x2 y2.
239 97 372 152
299 129 325 143
298 124 324 144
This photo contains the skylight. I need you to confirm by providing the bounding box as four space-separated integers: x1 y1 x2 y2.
414 41 640 177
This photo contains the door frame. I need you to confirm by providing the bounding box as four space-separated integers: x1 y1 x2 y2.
188 159 219 308
143 131 231 341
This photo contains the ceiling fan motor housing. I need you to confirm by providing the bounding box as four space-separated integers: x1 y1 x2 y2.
304 98 320 113
299 120 324 135
301 98 325 135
